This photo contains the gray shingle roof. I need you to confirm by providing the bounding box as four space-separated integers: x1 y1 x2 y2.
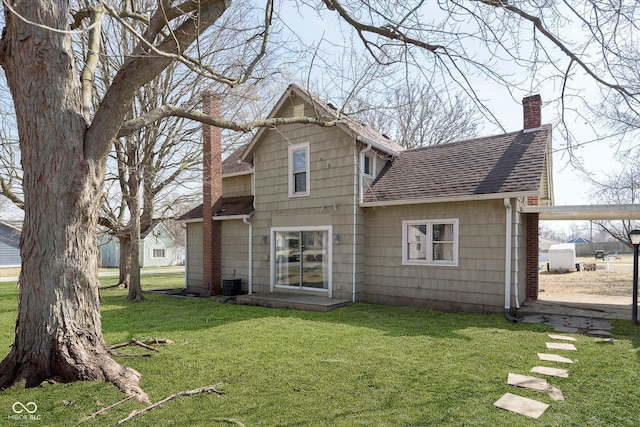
222 143 252 176
362 125 551 205
292 84 404 154
178 195 254 221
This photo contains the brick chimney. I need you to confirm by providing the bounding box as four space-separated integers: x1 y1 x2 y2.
202 92 222 296
523 94 542 130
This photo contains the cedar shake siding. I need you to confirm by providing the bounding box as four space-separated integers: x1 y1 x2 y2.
246 122 366 300
364 199 526 313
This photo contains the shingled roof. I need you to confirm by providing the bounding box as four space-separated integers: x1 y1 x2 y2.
178 195 254 221
362 125 551 206
241 84 404 162
222 143 252 176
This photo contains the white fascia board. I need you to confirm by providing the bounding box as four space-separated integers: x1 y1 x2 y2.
222 169 253 178
212 214 252 221
356 135 402 156
523 204 640 220
180 218 203 224
360 191 537 208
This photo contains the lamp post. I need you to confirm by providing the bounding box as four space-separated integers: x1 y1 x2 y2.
629 229 640 325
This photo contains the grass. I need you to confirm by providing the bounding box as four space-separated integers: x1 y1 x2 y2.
0 274 639 426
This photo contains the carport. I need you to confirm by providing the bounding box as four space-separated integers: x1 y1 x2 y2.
520 203 640 318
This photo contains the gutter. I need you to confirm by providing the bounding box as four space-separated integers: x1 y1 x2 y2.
360 191 540 208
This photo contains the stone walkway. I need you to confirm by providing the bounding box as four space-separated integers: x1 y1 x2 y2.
493 315 613 419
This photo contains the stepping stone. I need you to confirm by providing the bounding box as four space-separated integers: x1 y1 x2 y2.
493 393 549 419
548 384 565 402
546 342 577 351
507 373 565 402
531 366 569 378
548 334 576 341
508 373 549 392
538 353 574 364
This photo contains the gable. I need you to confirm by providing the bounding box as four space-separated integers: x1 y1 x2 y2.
362 125 552 205
240 84 403 164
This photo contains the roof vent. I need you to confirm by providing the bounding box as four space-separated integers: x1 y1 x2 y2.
382 133 390 139
327 102 337 110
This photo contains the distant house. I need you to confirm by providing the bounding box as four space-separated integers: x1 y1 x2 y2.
0 220 21 268
180 85 554 314
99 221 184 268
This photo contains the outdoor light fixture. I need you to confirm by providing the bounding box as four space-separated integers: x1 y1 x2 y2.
629 229 640 325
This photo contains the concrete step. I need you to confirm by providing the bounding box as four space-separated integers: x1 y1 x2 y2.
235 293 352 312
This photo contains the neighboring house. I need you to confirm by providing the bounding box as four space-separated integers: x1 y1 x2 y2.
0 220 21 268
99 221 184 268
180 85 554 314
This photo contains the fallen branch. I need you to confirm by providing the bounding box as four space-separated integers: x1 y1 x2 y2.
116 385 225 425
110 339 161 352
111 351 155 358
79 396 133 423
144 338 173 345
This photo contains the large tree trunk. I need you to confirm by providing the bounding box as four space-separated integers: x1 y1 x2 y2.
0 2 148 402
127 169 144 302
117 234 131 287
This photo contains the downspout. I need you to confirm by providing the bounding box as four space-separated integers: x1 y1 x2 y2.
504 198 518 322
513 201 521 309
182 224 188 289
355 143 373 302
243 216 253 295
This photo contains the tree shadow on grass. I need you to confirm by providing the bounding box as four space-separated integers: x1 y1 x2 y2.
99 290 549 341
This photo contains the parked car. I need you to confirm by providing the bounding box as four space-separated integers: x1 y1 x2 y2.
595 250 605 260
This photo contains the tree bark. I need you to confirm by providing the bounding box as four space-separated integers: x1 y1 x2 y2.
0 2 148 402
117 234 131 287
127 168 144 302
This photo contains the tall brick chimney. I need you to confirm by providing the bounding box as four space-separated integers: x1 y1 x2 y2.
202 92 223 296
522 94 542 130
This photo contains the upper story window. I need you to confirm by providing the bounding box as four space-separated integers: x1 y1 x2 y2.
289 142 310 197
402 219 459 266
362 153 375 178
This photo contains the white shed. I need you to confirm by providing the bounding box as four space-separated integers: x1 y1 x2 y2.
548 243 577 272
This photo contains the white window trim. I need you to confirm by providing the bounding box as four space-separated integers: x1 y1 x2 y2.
402 219 459 267
288 142 310 197
361 152 376 178
151 248 166 259
270 225 332 297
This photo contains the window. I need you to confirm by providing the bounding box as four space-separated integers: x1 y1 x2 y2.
361 153 375 178
152 248 166 259
289 143 310 196
402 219 458 266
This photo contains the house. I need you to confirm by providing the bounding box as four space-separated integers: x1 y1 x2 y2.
0 220 21 268
99 221 184 268
179 85 554 314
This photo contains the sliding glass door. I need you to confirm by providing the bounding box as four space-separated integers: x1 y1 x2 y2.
272 227 331 293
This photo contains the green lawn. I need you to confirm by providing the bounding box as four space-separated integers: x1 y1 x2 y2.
0 273 639 426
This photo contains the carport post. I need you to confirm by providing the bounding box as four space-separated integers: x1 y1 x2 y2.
629 230 640 324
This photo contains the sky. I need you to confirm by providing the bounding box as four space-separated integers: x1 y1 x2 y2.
277 2 630 236
0 2 633 236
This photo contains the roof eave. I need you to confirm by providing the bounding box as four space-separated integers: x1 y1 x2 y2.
222 169 253 178
356 135 402 156
360 191 539 208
